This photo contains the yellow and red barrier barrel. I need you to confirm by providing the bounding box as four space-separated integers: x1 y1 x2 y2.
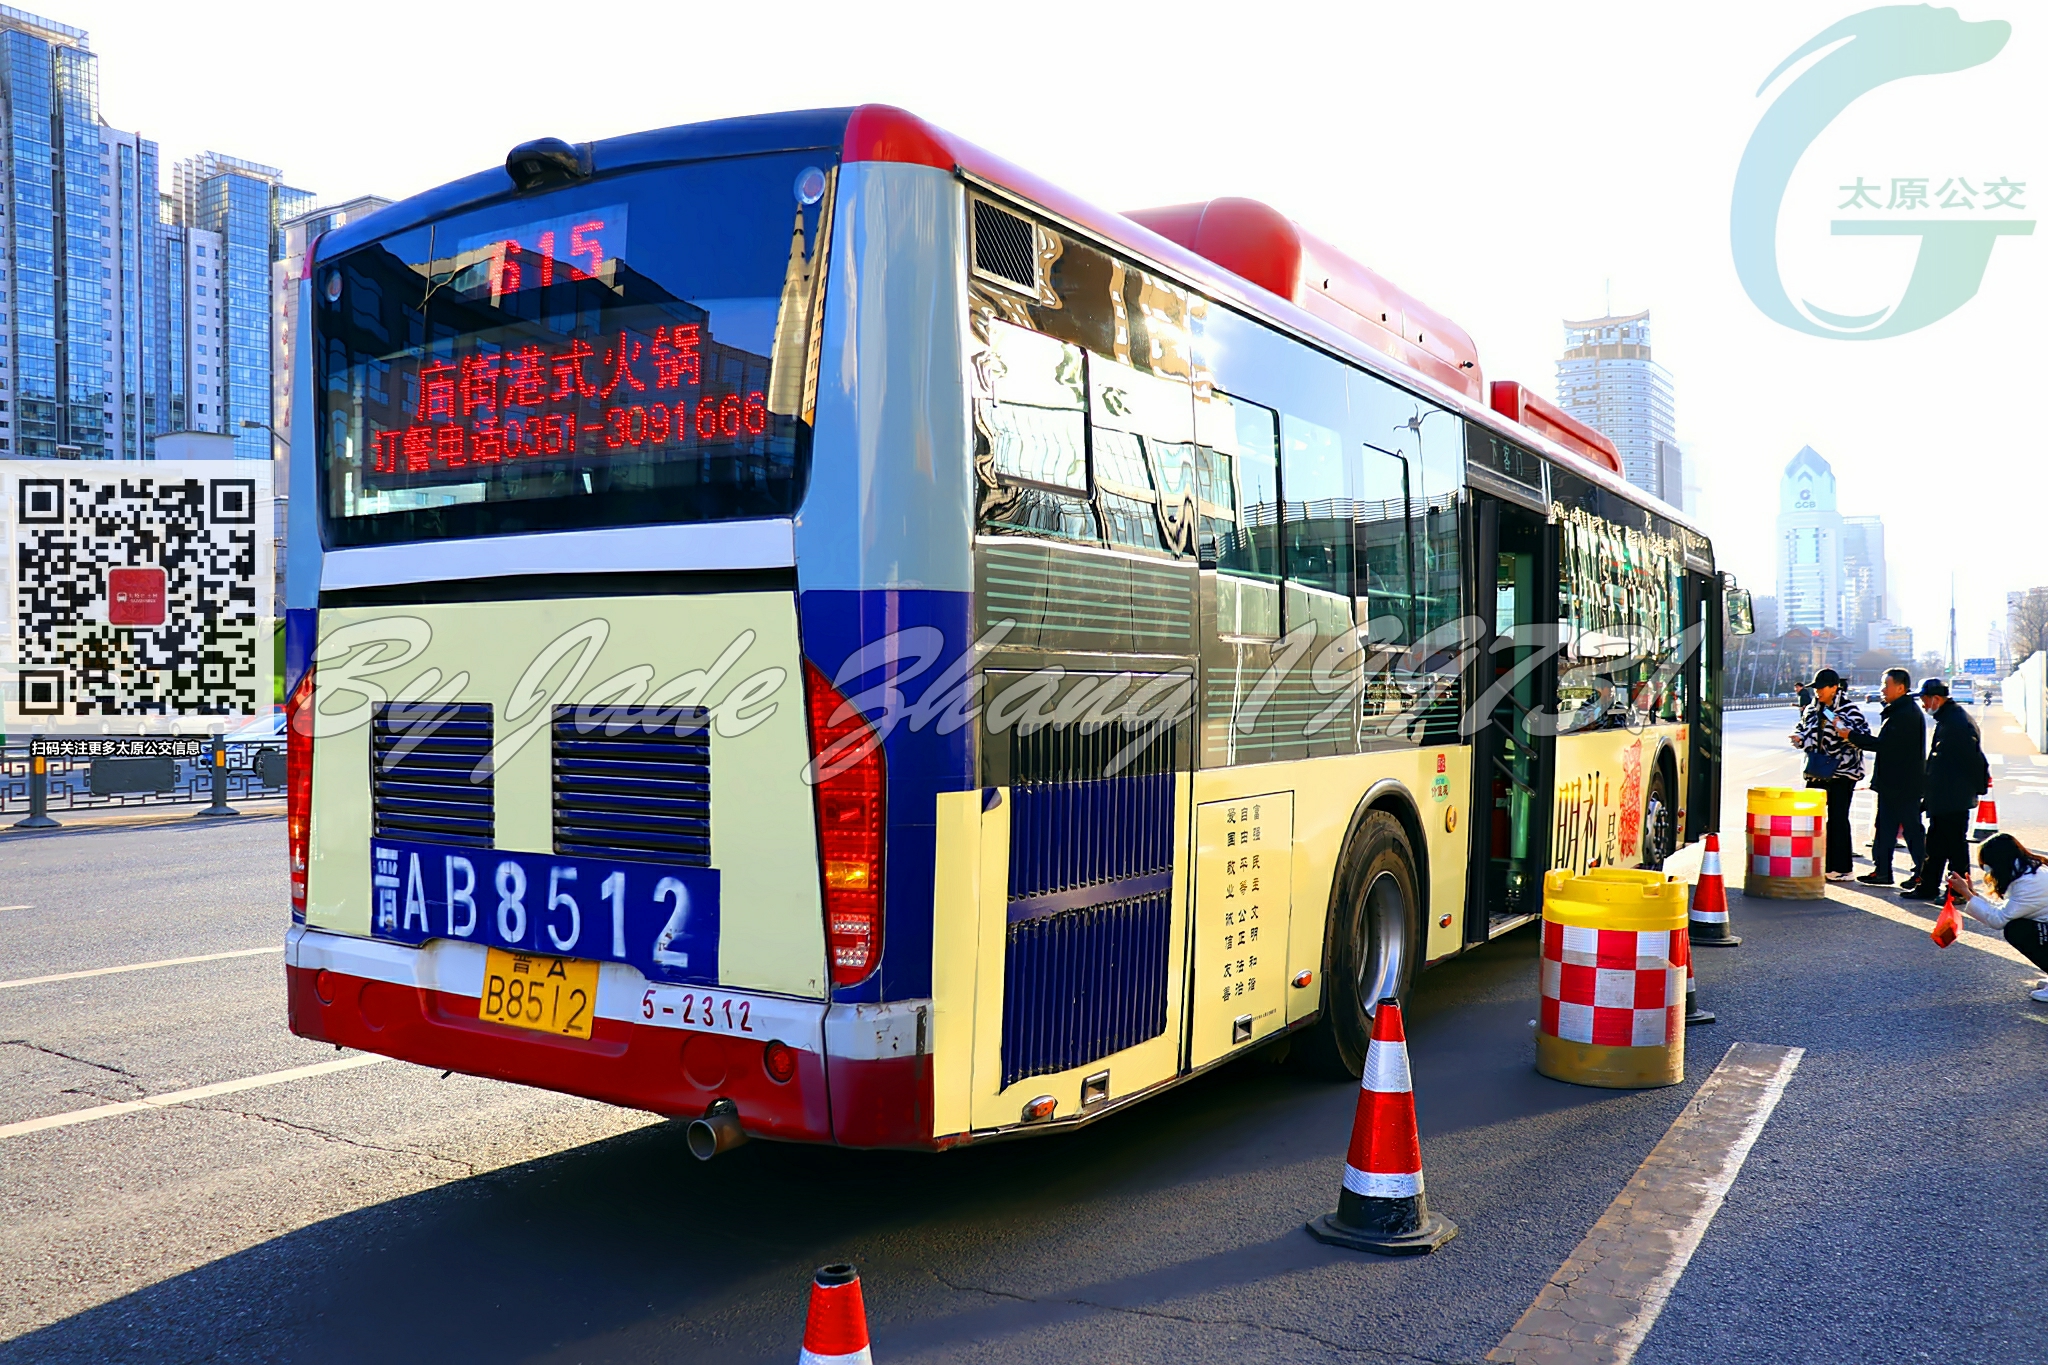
1535 867 1688 1089
1744 786 1826 900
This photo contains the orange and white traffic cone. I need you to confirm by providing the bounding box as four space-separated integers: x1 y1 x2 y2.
1971 790 1999 842
1688 833 1740 947
1307 998 1457 1255
799 1264 873 1365
1684 959 1716 1026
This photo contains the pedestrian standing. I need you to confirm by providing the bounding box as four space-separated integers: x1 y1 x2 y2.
1907 678 1990 902
1789 668 1870 881
1846 667 1926 889
1943 835 2048 1002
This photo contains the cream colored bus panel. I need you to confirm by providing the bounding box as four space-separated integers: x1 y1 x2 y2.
304 592 826 999
1189 792 1294 1069
1548 725 1687 875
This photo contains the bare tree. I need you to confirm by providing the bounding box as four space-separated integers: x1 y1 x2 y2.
2010 588 2048 664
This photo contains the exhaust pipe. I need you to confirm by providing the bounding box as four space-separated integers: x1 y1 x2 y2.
686 1099 747 1161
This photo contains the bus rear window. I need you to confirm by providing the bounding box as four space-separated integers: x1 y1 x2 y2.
316 153 833 547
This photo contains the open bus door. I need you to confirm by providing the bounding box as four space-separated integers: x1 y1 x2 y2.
1686 569 1726 841
1465 495 1559 943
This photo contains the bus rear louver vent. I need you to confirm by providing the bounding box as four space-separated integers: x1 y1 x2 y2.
372 702 494 847
1000 725 1176 1087
973 200 1036 292
551 706 711 865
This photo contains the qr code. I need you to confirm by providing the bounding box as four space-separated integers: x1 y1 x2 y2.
4 462 273 726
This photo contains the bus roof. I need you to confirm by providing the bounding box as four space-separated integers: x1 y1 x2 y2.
314 104 1706 545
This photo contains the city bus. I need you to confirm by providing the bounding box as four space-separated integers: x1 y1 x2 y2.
282 106 1741 1153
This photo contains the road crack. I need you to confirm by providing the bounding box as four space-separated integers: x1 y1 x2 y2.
1 1038 146 1093
206 1105 481 1176
929 1273 1476 1361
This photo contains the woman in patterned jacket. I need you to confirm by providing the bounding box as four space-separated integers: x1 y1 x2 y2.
1789 668 1871 880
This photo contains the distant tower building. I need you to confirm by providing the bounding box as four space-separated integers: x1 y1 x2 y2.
1556 309 1680 502
1776 446 1844 633
170 153 316 459
1839 514 1887 640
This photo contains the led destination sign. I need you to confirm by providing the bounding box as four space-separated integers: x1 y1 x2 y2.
368 324 770 477
319 152 824 542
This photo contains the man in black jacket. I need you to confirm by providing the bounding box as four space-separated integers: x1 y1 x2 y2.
1846 667 1925 887
1906 678 1990 902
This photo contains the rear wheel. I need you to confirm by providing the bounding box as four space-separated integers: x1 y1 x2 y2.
1294 809 1421 1078
1642 762 1675 870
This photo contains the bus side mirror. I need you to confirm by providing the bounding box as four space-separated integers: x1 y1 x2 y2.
1726 588 1755 637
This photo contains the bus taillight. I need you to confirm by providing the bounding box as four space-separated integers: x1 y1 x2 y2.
286 667 315 921
802 660 885 986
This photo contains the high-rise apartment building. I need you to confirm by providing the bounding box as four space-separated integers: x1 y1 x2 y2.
1868 621 1913 662
170 152 313 460
1555 309 1681 503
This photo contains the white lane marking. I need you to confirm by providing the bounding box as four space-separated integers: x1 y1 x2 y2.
0 1054 389 1140
1824 887 2033 967
1488 1043 1804 1365
0 946 282 991
1990 754 2006 767
0 905 31 912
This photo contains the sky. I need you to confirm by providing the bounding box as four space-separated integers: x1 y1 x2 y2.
57 0 2048 661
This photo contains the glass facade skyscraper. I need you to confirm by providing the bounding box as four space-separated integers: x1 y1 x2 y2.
0 7 317 461
0 5 109 458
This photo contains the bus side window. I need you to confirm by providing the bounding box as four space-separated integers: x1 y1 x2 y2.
1197 392 1280 638
1089 350 1197 556
1556 508 1687 729
971 318 1099 543
1348 371 1464 645
1280 412 1354 638
1355 445 1413 641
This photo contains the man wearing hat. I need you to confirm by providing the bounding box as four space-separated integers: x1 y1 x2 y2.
1789 668 1871 880
1909 677 1991 902
1844 667 1926 889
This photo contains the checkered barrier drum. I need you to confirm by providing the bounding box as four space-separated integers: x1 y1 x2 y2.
1538 921 1686 1049
1747 813 1820 878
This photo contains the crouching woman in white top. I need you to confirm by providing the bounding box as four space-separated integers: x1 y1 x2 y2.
1944 833 2048 1003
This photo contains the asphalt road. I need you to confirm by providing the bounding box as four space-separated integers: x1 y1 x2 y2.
3 708 2044 1364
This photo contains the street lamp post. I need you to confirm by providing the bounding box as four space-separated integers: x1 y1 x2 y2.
239 418 287 452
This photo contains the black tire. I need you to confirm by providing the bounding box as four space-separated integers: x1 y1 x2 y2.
1293 809 1422 1079
1642 761 1675 870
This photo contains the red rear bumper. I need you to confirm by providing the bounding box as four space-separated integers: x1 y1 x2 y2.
285 927 932 1147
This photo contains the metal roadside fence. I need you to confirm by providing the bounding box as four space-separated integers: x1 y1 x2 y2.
2 737 285 821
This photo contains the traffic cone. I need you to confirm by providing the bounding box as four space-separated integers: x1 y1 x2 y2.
1684 959 1716 1026
1687 833 1741 947
1307 998 1457 1255
798 1263 873 1365
1971 790 1999 842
